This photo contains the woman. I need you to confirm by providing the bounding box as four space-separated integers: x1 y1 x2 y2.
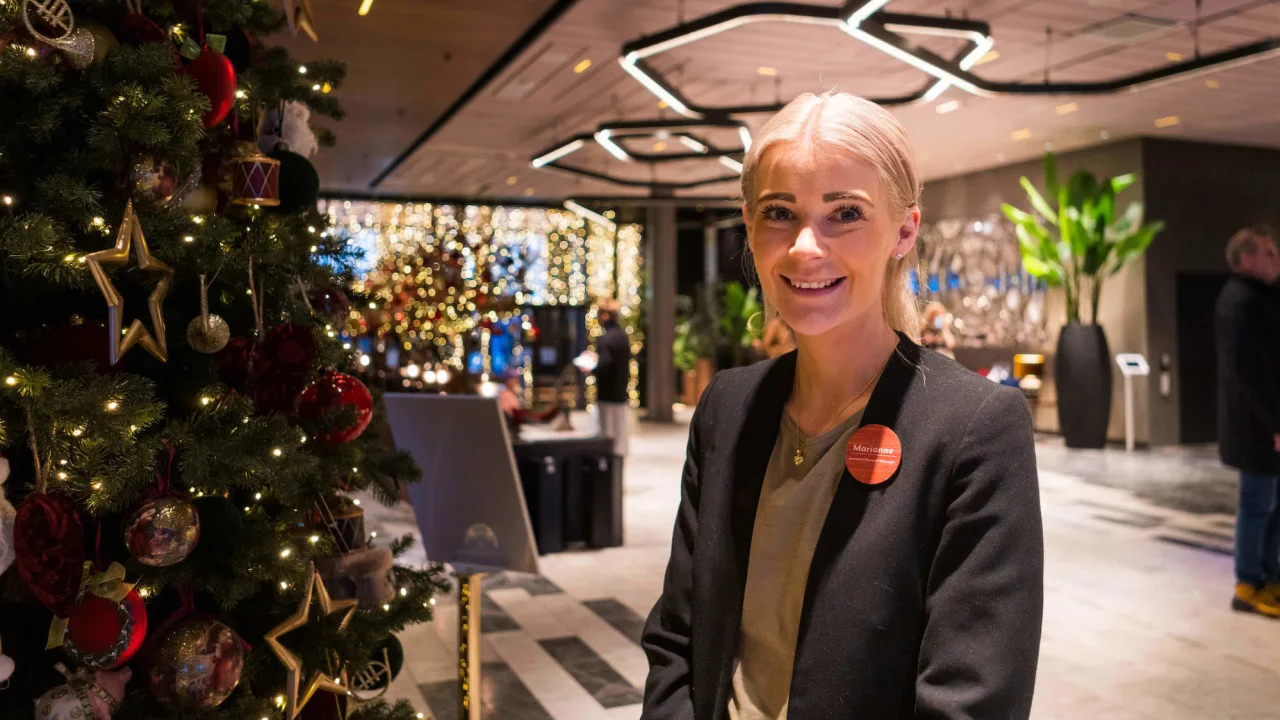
640 92 1043 720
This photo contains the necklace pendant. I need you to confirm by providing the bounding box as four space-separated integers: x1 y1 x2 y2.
793 447 804 466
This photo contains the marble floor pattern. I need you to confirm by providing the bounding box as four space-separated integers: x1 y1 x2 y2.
362 411 1280 720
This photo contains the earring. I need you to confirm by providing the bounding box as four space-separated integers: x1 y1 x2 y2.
894 253 904 260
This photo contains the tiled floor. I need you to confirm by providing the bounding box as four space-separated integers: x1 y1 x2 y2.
365 411 1280 719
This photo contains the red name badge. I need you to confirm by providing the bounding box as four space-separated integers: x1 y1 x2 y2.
845 424 902 485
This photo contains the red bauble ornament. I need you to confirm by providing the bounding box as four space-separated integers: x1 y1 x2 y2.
121 13 170 47
185 49 236 129
64 587 148 669
13 493 85 617
214 337 254 392
298 371 374 444
254 323 317 380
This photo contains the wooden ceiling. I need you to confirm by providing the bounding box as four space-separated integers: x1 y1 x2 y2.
292 0 1280 201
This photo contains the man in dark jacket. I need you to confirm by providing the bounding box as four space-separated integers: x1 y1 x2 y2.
1216 225 1280 618
594 298 632 458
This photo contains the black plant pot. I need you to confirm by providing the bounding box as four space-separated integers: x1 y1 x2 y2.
1055 323 1112 448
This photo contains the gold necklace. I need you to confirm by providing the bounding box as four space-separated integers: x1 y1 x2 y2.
789 368 883 466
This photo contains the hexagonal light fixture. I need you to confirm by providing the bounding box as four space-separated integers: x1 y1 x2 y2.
618 0 1280 117
530 118 750 189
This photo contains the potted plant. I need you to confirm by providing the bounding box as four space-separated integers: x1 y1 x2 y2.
717 281 764 369
674 294 716 406
1001 154 1163 448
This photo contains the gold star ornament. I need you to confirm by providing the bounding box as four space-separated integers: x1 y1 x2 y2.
282 0 318 41
84 200 173 364
264 563 359 719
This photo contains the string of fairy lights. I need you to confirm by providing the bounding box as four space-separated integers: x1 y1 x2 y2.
322 200 643 404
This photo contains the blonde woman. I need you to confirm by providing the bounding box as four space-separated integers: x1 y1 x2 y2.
641 92 1043 719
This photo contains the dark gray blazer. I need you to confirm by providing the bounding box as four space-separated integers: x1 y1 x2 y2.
640 336 1043 719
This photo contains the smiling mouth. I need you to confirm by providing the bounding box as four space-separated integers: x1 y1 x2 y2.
783 275 846 293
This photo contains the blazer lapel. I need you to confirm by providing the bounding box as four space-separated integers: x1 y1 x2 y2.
711 351 796 715
793 335 920 661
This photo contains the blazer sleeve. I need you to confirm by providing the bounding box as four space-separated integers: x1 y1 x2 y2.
915 385 1044 719
640 373 718 720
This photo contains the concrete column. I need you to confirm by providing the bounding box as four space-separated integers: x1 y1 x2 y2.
645 196 677 422
703 222 719 287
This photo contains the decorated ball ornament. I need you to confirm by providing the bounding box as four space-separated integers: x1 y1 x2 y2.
350 634 404 699
64 581 148 669
309 286 351 325
129 155 177 205
123 495 200 567
148 618 245 710
298 371 374 444
36 664 131 720
269 148 321 214
186 313 231 354
185 48 236 129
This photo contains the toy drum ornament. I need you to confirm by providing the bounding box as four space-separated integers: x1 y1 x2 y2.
228 154 280 207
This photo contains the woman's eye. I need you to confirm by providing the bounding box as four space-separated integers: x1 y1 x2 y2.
833 205 864 223
761 205 793 222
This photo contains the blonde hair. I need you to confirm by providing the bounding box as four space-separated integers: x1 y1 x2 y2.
1226 225 1274 271
742 91 922 342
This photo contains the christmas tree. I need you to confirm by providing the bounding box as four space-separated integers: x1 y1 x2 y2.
0 1 445 718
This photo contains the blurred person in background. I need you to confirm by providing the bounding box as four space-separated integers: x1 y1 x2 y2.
1215 224 1280 618
920 301 956 359
593 298 632 459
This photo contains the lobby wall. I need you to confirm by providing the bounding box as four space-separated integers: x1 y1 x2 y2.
1140 138 1280 446
921 140 1150 444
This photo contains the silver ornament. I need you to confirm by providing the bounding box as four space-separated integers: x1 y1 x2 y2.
53 27 94 69
186 314 230 354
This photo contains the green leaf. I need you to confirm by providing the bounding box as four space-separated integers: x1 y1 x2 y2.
1083 239 1115 276
1110 220 1164 275
1022 255 1064 286
1108 202 1144 241
1014 223 1047 259
207 34 227 55
1020 176 1058 226
1110 173 1136 195
1001 203 1035 226
1043 153 1059 200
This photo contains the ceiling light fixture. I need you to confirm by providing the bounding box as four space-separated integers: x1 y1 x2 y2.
845 0 894 28
1055 102 1079 115
757 66 778 76
523 188 536 196
530 138 585 168
357 0 374 15
1205 78 1220 88
564 200 617 230
842 24 988 96
653 141 668 151
574 58 592 73
1011 128 1032 141
1165 51 1182 62
506 176 518 185
594 129 632 161
619 54 703 119
1155 115 1180 128
738 126 753 152
974 49 999 65
719 157 744 173
679 136 709 153
1100 130 1111 139
936 100 960 114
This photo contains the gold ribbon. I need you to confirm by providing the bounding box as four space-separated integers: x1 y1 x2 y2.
46 562 135 649
85 562 134 604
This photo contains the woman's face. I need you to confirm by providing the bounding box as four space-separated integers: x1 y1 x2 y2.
745 141 919 338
